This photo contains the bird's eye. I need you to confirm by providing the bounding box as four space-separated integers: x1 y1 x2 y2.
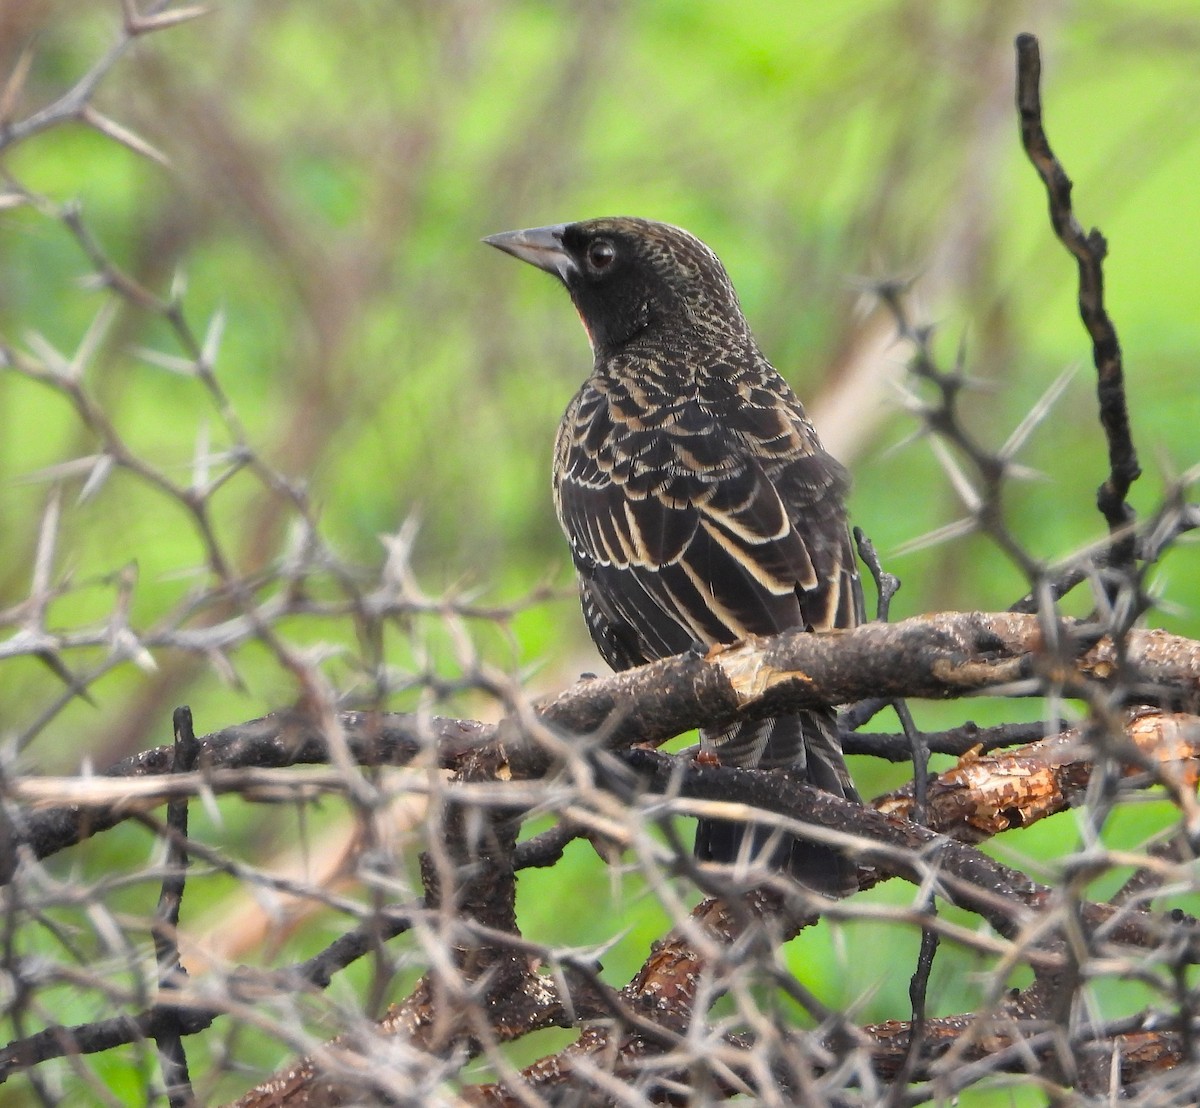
586 239 616 271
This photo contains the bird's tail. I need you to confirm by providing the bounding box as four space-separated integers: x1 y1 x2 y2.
693 710 859 895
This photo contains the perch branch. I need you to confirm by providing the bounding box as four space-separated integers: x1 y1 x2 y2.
8 612 1200 878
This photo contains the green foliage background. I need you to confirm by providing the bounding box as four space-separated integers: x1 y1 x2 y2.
2 1 1199 1102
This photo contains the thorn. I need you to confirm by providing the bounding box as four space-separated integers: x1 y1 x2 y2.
79 104 170 167
0 41 35 127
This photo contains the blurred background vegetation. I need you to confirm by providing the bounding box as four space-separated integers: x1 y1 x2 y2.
2 1 1199 1102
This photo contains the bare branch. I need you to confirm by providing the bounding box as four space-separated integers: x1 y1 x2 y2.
1015 32 1141 576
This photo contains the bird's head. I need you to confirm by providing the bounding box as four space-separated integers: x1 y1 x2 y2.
484 217 748 355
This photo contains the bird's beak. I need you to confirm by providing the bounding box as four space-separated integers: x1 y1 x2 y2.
483 224 575 282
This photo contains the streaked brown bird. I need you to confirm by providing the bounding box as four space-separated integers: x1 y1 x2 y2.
485 217 862 893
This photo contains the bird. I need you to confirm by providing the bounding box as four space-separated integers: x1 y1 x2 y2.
484 217 863 893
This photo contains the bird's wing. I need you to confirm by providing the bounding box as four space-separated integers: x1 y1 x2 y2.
730 387 864 633
555 386 851 671
757 449 863 633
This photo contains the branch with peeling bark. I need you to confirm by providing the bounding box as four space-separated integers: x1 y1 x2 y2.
877 708 1200 840
8 614 1200 1102
300 708 1200 1105
9 607 1199 1101
9 610 1200 879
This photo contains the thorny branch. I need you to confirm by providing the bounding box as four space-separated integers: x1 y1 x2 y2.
5 697 1200 1094
0 3 206 159
7 610 1200 876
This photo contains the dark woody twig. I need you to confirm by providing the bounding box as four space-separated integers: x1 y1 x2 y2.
151 706 200 1108
1015 32 1141 587
845 719 1047 761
